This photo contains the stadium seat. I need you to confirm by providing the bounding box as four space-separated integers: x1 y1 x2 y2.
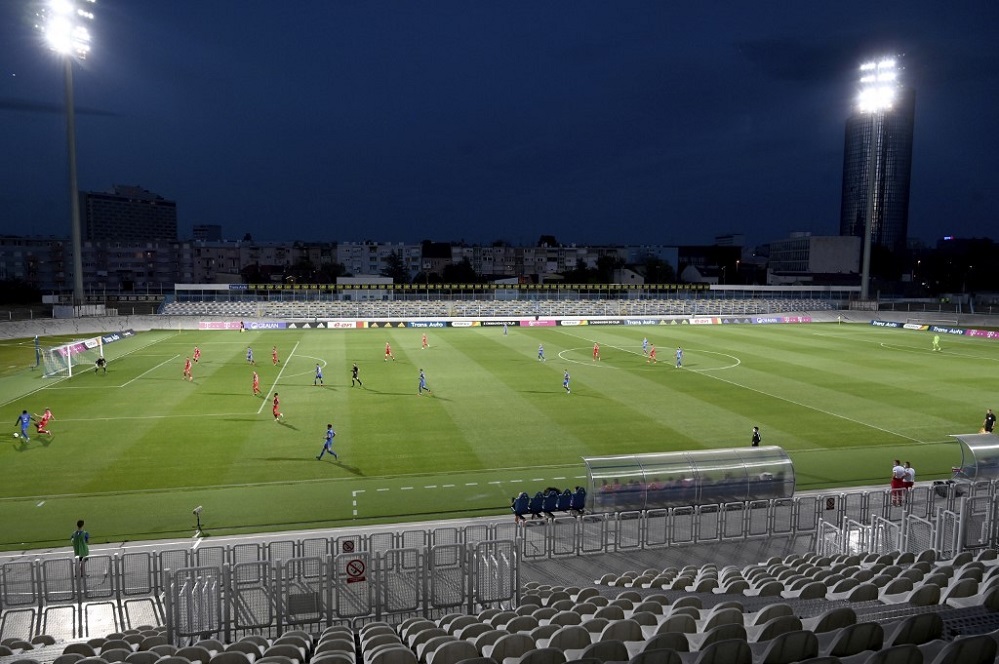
209 653 253 664
817 623 884 659
882 613 943 648
677 638 751 664
428 642 478 664
748 629 818 664
919 633 997 664
577 640 628 664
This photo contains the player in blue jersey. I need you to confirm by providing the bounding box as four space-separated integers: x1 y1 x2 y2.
246 347 256 365
642 337 649 356
675 346 683 368
15 410 32 441
316 423 338 461
314 363 324 386
538 344 546 362
418 369 432 395
563 370 571 394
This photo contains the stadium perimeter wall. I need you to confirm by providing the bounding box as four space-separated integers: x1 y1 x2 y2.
0 309 996 342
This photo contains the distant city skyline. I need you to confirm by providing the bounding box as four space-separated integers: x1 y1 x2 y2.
1 2 997 247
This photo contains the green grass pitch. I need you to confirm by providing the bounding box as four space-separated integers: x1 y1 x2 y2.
0 323 994 551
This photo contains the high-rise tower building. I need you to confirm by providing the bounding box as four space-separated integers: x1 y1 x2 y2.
80 185 178 242
839 67 915 256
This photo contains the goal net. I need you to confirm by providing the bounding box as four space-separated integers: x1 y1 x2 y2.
42 336 104 378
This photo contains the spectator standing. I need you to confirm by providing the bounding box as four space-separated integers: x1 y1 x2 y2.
71 520 89 577
890 459 906 506
903 461 915 491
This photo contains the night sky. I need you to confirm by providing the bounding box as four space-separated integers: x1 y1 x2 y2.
1 2 997 247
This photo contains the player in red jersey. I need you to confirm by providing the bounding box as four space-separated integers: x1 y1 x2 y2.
183 357 193 381
252 371 261 396
647 344 657 364
34 408 54 436
192 346 201 363
272 392 284 422
421 333 428 350
384 342 395 361
272 346 279 365
593 342 600 361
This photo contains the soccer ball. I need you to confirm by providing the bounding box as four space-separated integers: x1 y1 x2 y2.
13 433 20 439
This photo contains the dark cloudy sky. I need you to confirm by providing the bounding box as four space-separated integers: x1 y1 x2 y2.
1 1 997 247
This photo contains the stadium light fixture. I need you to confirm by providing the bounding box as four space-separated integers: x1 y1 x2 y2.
855 56 900 300
35 0 96 307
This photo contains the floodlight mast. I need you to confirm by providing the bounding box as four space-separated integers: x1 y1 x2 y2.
37 0 96 307
857 58 898 301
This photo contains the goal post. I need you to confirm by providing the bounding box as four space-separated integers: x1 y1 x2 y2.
42 336 104 378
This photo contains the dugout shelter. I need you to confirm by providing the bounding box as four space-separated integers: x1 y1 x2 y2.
583 446 794 513
950 432 999 483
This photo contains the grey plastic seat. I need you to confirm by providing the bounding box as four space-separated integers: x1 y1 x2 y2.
802 608 857 634
544 626 590 654
882 612 943 647
629 650 682 664
577 640 628 664
209 653 252 664
511 649 567 664
748 630 818 664
677 639 751 664
817 623 884 659
481 634 535 664
427 641 478 664
919 633 997 664
746 615 803 643
641 633 688 655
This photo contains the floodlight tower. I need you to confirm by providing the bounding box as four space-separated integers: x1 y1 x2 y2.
37 0 96 307
856 58 898 301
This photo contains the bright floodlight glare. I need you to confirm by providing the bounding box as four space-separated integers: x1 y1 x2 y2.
37 0 96 59
857 57 898 113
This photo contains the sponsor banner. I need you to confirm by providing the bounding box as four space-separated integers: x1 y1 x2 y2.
929 325 965 335
870 320 902 328
560 320 584 326
625 319 661 325
586 319 622 326
244 321 287 330
367 321 408 328
324 321 363 329
520 319 557 327
407 321 447 328
100 330 134 345
228 284 249 290
689 317 720 325
481 320 518 327
903 323 928 331
199 321 243 330
749 315 812 324
450 321 476 328
967 329 999 340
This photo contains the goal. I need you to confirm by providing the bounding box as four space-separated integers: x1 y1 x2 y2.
42 336 104 378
